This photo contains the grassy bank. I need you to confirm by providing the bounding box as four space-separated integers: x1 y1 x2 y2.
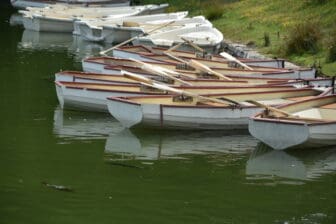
137 0 336 76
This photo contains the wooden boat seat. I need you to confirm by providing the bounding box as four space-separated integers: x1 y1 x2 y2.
285 96 316 102
196 102 229 107
320 103 336 109
293 108 335 120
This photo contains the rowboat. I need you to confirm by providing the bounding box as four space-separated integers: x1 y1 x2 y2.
82 56 316 79
55 70 252 86
246 143 336 182
111 45 287 68
21 4 168 32
106 88 327 129
56 70 335 88
73 12 188 41
55 80 299 112
100 16 211 44
249 94 336 150
11 0 130 9
131 24 224 53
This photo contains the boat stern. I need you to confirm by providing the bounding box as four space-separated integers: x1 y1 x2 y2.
107 97 143 128
248 118 309 150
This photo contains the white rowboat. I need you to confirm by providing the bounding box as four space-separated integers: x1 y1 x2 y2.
11 0 130 9
249 94 336 150
106 88 327 130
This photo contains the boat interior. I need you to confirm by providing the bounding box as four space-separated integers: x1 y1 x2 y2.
57 81 299 95
109 88 325 107
254 95 336 122
87 57 292 77
57 71 293 86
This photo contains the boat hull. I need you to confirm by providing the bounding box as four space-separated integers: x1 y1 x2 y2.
102 26 143 44
55 83 161 112
11 0 130 9
249 119 336 150
107 99 262 130
23 15 74 32
132 39 222 54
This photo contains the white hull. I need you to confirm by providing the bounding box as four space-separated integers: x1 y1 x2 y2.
249 119 336 150
21 4 168 33
11 0 130 9
101 14 206 44
23 15 74 32
101 26 143 44
55 82 160 112
249 95 336 150
107 99 262 130
133 25 223 54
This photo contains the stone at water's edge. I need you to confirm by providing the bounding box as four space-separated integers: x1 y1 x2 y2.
220 40 300 69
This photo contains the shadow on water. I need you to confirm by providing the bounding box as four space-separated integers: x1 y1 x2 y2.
104 128 256 161
246 143 336 185
18 29 112 63
53 106 336 185
53 106 123 141
11 13 113 64
52 106 257 163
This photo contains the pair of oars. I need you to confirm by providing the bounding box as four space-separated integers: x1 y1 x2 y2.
122 70 241 106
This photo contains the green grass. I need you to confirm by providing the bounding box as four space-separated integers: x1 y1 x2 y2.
137 0 336 76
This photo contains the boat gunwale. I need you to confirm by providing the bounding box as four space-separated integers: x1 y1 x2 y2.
251 116 336 126
56 70 253 84
55 81 166 95
55 80 299 90
118 45 287 63
106 88 322 109
83 56 295 73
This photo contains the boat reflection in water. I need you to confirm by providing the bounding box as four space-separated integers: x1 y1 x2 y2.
104 128 258 161
9 13 24 26
18 29 112 62
246 143 336 185
53 106 123 141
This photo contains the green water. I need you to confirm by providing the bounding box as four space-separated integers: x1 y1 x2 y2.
1 3 336 224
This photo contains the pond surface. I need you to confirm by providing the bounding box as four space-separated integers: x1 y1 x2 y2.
1 3 336 224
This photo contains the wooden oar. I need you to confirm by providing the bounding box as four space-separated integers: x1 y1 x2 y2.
99 21 176 56
220 52 254 71
180 37 205 52
163 51 188 63
246 100 331 122
129 58 193 86
246 100 291 116
188 59 233 81
122 70 241 106
163 51 233 81
166 42 184 52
